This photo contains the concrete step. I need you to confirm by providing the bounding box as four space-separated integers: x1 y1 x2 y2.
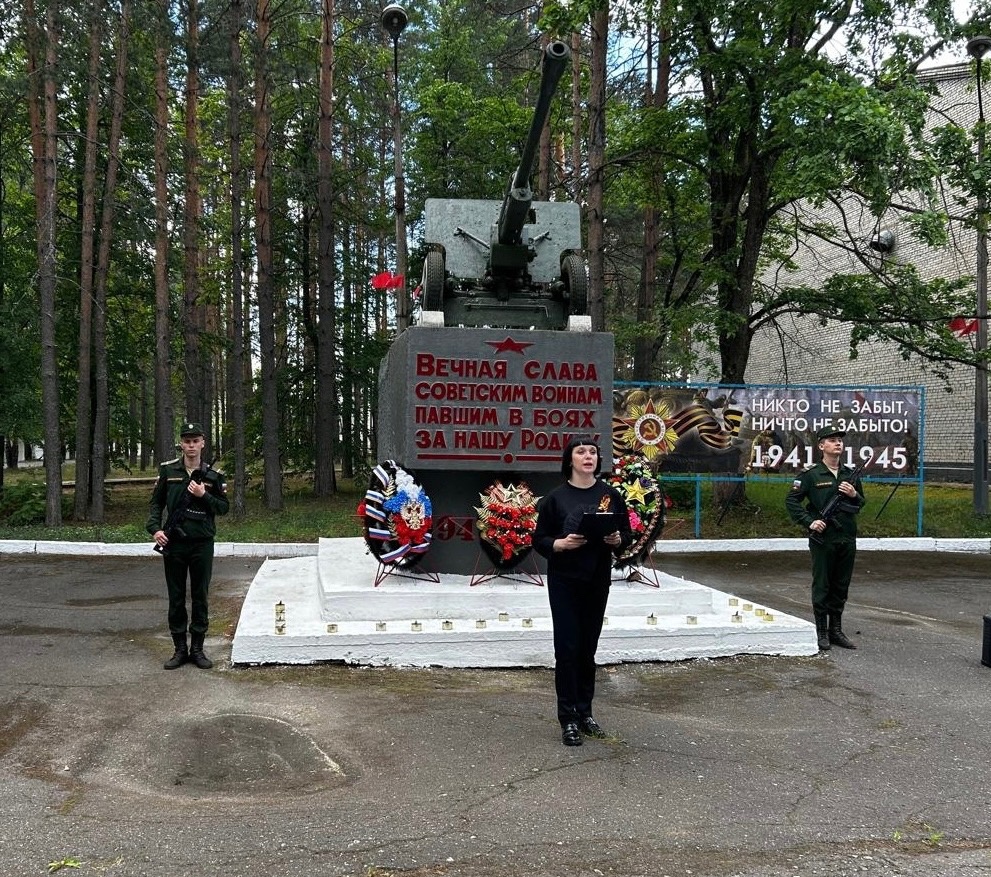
231 537 817 667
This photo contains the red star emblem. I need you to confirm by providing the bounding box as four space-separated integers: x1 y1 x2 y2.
485 336 534 354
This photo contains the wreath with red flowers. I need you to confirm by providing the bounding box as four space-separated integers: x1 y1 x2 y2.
357 460 432 567
605 454 666 569
474 481 540 569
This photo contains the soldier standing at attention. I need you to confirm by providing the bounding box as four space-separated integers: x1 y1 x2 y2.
785 426 865 652
147 423 229 670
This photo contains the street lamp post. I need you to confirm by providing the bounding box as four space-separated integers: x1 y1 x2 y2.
381 4 410 333
968 37 991 516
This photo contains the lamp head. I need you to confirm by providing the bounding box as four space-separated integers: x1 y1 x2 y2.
868 229 896 254
968 36 991 60
381 5 408 42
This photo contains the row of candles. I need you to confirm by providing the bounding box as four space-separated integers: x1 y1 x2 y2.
274 600 774 635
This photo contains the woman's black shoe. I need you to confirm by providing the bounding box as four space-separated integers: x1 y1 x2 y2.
562 723 583 746
579 716 607 738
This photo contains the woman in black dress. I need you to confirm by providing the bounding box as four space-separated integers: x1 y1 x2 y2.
533 435 632 746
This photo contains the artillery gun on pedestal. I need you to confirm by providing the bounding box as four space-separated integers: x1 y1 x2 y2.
419 40 587 331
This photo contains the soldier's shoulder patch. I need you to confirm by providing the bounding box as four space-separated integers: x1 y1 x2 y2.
790 479 803 491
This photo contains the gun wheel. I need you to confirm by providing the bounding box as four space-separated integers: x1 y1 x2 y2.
422 251 445 311
562 253 587 316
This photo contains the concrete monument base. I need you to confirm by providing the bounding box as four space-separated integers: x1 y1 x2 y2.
230 538 818 667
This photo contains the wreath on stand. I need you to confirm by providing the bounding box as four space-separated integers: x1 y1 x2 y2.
606 454 666 569
357 460 433 567
474 481 540 569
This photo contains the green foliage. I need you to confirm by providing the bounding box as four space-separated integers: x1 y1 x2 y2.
408 3 565 208
591 0 977 381
0 481 48 526
660 478 695 511
0 472 365 543
0 470 988 542
2 0 987 519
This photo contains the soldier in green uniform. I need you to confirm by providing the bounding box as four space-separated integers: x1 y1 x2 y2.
147 423 229 670
785 426 865 652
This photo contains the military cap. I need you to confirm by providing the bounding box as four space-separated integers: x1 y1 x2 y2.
814 425 846 442
180 422 205 438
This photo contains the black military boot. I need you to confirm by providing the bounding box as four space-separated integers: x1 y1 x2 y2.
828 612 857 649
189 633 213 669
164 634 188 670
813 611 831 651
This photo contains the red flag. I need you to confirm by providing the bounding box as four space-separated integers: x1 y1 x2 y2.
949 316 978 337
371 272 406 291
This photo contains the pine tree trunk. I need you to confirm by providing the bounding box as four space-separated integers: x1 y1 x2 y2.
226 0 247 518
73 0 103 520
89 0 130 522
586 7 607 332
182 0 207 434
255 0 283 510
314 0 337 497
27 0 63 526
153 0 175 463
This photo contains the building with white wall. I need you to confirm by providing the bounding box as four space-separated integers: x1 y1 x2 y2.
743 63 984 481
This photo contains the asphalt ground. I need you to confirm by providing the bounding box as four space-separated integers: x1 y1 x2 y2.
1 548 990 877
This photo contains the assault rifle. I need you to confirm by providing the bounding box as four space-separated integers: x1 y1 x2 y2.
810 460 866 545
154 460 215 555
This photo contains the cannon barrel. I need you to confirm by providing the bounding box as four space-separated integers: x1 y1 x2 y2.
496 40 571 248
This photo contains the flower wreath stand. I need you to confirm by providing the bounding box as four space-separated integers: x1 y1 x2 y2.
606 454 667 589
469 481 544 587
357 460 440 587
469 544 544 588
372 557 441 588
612 554 661 588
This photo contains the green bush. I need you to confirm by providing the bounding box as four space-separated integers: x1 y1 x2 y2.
660 478 695 510
0 481 48 525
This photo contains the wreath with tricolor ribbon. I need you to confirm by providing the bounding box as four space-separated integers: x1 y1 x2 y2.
605 454 666 569
357 460 432 566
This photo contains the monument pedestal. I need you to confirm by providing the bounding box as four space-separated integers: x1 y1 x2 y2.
230 538 818 667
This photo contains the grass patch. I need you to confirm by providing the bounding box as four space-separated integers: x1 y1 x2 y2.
689 477 991 540
1 465 990 542
0 467 363 543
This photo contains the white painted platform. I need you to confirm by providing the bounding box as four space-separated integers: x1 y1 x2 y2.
230 537 819 667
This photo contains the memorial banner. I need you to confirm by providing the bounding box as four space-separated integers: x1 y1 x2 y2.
613 384 921 475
